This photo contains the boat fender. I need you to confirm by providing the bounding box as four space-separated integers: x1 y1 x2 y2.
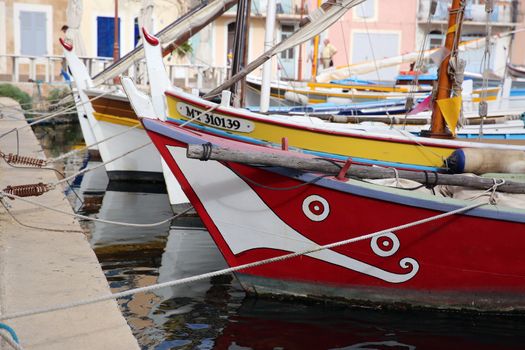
446 148 525 174
284 91 308 105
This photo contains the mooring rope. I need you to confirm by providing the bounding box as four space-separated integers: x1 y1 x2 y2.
0 87 118 138
0 329 24 350
47 124 141 164
179 102 221 128
0 191 191 228
54 142 151 186
0 199 487 322
0 199 83 233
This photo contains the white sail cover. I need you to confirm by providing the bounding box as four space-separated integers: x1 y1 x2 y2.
316 29 525 83
269 0 366 60
204 0 367 97
138 0 155 33
66 0 87 57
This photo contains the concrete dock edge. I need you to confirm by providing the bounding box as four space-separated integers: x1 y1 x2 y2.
0 97 139 350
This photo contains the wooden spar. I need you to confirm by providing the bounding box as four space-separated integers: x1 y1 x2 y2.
230 0 251 106
92 1 237 86
427 0 464 138
203 0 346 99
186 144 525 194
160 0 237 56
311 0 323 79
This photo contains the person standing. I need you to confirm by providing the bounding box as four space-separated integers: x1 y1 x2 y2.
321 38 337 69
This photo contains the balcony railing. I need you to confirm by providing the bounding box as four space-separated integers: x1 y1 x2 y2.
0 54 230 91
0 54 113 83
418 0 520 24
226 0 305 16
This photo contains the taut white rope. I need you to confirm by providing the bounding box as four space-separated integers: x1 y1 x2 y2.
0 191 191 228
0 199 487 321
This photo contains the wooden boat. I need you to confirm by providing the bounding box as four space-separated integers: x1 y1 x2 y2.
127 27 525 173
134 1 525 310
245 75 430 104
140 117 525 311
165 87 525 170
61 39 164 182
61 38 194 213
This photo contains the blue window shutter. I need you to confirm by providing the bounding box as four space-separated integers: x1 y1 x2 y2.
97 16 120 58
134 18 139 47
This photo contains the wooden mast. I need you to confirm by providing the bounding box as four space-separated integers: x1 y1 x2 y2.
311 0 322 79
426 0 464 138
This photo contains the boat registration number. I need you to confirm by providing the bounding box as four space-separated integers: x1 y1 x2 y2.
177 102 254 133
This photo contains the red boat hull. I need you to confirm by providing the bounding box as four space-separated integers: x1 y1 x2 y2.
143 118 525 311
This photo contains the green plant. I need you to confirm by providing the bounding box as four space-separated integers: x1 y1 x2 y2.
172 41 193 59
0 83 32 111
47 88 73 110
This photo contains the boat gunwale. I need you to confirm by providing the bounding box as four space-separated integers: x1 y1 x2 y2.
165 89 525 152
143 117 525 224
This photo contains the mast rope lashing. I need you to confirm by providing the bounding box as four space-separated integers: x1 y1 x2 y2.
199 142 213 161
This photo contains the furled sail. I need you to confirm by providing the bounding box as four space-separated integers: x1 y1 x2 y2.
204 0 367 98
316 29 525 83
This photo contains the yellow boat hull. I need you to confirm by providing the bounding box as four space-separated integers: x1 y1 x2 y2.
165 92 460 169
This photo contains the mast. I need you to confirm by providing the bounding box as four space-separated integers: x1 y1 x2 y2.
260 0 277 112
311 0 322 79
230 0 251 107
426 0 465 138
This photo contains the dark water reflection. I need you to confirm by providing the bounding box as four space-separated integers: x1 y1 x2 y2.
35 123 525 350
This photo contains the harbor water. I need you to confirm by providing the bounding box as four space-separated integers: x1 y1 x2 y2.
33 123 525 349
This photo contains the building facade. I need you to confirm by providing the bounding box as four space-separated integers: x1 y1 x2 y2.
0 0 69 81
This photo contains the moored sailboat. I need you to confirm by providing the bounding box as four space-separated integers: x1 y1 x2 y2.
140 116 525 311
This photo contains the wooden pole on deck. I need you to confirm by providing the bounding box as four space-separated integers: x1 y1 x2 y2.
113 0 120 84
425 0 464 138
186 144 525 194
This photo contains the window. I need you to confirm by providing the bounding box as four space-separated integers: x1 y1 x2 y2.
354 0 376 19
352 31 399 80
20 11 47 56
14 4 52 57
428 31 443 49
280 25 295 60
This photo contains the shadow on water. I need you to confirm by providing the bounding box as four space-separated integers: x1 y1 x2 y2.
37 123 525 350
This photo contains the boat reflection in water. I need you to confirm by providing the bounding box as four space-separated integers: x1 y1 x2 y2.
89 181 172 247
215 299 525 350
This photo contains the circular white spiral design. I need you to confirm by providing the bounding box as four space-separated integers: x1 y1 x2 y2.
302 195 330 222
370 232 400 257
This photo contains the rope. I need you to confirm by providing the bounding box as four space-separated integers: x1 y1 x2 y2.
0 199 488 322
478 0 494 137
47 124 141 164
359 5 381 82
179 98 222 128
0 323 20 346
0 191 191 228
199 142 213 161
402 0 435 126
0 330 24 350
0 87 118 140
54 142 151 186
0 199 83 233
